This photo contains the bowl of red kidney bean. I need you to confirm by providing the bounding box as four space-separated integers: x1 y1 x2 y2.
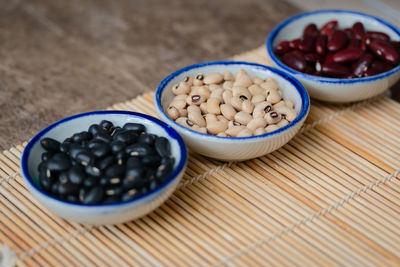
266 9 400 103
21 111 187 224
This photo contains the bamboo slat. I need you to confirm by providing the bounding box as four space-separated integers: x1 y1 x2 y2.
0 46 399 266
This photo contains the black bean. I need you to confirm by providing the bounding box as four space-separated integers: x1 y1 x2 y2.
103 195 121 204
68 165 85 185
72 131 92 143
79 187 87 202
97 155 115 170
142 155 161 167
155 137 171 157
138 133 156 145
91 143 110 158
123 123 145 133
51 182 59 195
69 144 88 160
83 176 98 187
121 188 140 202
83 187 104 204
156 158 174 182
87 139 106 149
45 158 71 172
88 124 108 136
140 187 148 195
85 165 102 177
115 151 127 165
38 161 46 172
40 138 60 152
58 171 69 184
39 168 52 192
58 182 79 195
66 195 78 203
125 143 153 156
123 168 145 189
93 132 113 143
105 186 123 196
148 179 158 191
76 151 95 166
105 164 124 178
100 120 114 132
126 156 141 168
52 153 69 161
41 152 53 162
114 130 138 144
110 140 126 154
60 141 72 154
110 126 123 137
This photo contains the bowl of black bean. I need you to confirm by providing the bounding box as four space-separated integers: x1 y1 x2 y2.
21 110 187 225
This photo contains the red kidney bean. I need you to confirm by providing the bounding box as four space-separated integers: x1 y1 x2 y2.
363 60 392 76
352 22 365 40
324 52 335 63
391 41 400 53
343 28 354 39
305 66 315 74
289 38 300 49
304 53 320 63
298 35 315 52
369 39 399 65
352 53 374 77
303 23 318 38
274 41 292 54
367 31 390 41
327 30 348 52
291 50 304 56
320 20 337 36
321 62 351 77
332 47 364 63
315 35 327 55
282 52 307 71
347 38 361 48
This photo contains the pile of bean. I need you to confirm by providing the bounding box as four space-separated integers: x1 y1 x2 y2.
37 120 175 204
167 70 298 137
274 20 400 78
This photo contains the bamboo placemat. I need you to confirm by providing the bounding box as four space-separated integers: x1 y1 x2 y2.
1 46 400 266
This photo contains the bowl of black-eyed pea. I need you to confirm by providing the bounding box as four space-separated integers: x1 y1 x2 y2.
21 111 187 225
155 61 310 161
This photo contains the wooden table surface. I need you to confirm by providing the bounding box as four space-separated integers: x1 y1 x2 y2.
0 0 399 150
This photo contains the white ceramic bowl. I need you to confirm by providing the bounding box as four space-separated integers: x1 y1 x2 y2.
21 111 187 225
155 61 310 161
266 9 400 103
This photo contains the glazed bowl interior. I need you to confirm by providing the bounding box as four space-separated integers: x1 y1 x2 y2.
21 111 187 224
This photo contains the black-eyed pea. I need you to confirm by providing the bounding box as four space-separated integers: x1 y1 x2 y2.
167 107 179 120
225 125 245 137
248 84 265 96
260 78 278 91
228 120 241 128
222 90 233 104
266 89 281 104
234 111 252 125
237 128 253 137
183 76 194 85
200 103 207 114
230 96 243 111
195 127 207 134
253 101 273 118
223 71 234 81
252 77 264 85
178 108 188 117
275 106 297 121
247 117 267 131
223 81 233 90
170 94 188 109
284 99 295 109
176 117 196 129
264 111 282 124
254 127 266 135
206 98 221 115
217 115 229 124
210 88 224 102
186 94 206 105
191 86 211 99
217 132 227 137
187 105 206 127
204 73 224 85
241 99 254 114
277 89 283 98
273 100 286 109
193 73 204 86
209 84 222 91
233 69 252 88
265 124 279 133
232 86 252 100
172 81 191 95
207 121 228 135
277 119 289 128
251 94 266 105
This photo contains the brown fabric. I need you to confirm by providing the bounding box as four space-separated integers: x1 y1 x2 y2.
0 0 300 150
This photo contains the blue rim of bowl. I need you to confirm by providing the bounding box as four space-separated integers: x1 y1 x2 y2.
21 110 187 207
155 60 310 140
266 9 400 84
